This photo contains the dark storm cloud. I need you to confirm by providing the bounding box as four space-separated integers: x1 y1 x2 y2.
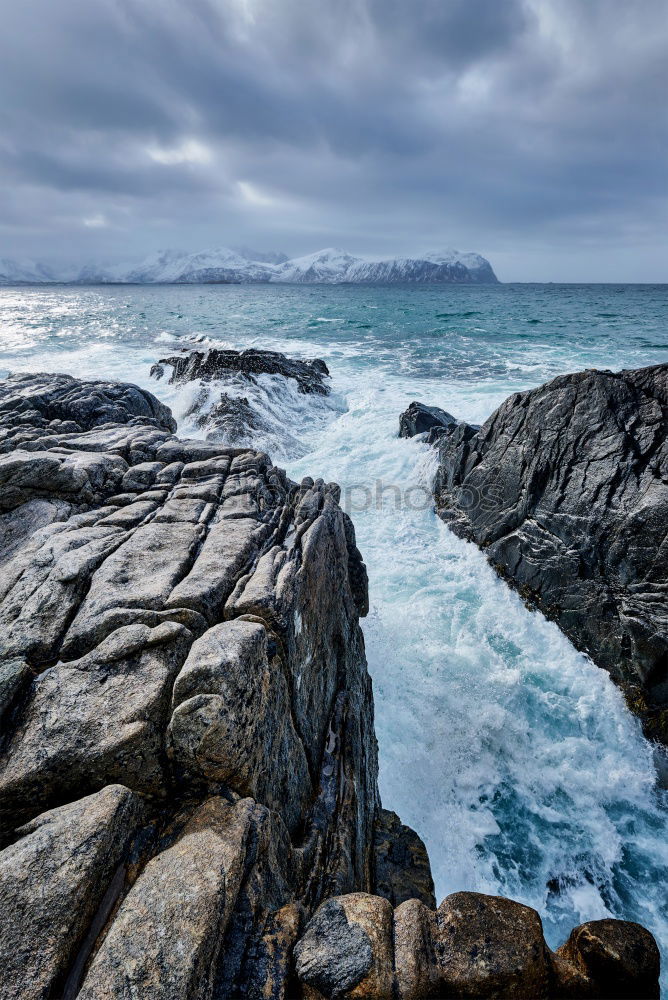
0 0 666 279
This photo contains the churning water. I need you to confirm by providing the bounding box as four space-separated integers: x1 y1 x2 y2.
1 281 667 987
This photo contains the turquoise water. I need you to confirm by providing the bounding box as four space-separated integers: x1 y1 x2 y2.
1 282 667 983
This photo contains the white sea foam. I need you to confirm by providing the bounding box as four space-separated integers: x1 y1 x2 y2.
284 368 668 957
169 370 345 460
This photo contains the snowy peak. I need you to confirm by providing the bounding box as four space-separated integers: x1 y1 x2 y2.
422 249 490 270
273 248 361 283
272 247 498 284
122 247 272 284
0 246 499 285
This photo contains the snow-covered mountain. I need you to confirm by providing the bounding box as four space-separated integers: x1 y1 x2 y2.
346 250 497 284
0 258 61 284
271 248 497 284
272 248 361 283
0 246 499 285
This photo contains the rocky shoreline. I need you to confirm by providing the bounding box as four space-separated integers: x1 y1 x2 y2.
401 363 668 749
0 363 662 999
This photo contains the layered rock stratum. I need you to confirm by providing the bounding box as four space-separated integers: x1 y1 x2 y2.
407 363 668 744
0 370 660 999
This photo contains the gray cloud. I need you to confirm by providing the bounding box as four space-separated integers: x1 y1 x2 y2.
0 0 666 280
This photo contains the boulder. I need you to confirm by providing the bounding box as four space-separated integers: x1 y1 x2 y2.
295 892 660 1000
398 401 456 438
0 623 191 829
294 895 392 999
555 919 661 1000
433 892 551 998
168 619 312 833
78 797 262 1000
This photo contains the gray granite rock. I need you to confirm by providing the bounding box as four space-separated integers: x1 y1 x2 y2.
0 622 191 829
0 371 175 454
0 371 381 999
0 785 145 1000
168 619 312 833
78 797 255 1000
294 898 374 998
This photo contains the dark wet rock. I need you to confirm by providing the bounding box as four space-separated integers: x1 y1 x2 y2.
151 347 331 395
555 919 661 1000
198 392 266 443
243 901 305 1000
429 364 668 735
398 401 456 438
373 808 435 909
0 658 31 723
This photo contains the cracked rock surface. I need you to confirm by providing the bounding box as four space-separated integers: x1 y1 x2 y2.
424 364 668 741
0 371 660 1000
0 371 387 999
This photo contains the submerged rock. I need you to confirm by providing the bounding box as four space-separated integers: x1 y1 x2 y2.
196 391 266 443
422 364 668 739
0 371 659 1000
151 347 332 449
150 347 331 395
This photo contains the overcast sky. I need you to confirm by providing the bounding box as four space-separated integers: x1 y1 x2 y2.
1 0 666 281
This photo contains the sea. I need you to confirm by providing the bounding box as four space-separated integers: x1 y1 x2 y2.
1 281 667 986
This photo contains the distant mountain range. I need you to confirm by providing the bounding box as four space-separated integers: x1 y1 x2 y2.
0 246 499 285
